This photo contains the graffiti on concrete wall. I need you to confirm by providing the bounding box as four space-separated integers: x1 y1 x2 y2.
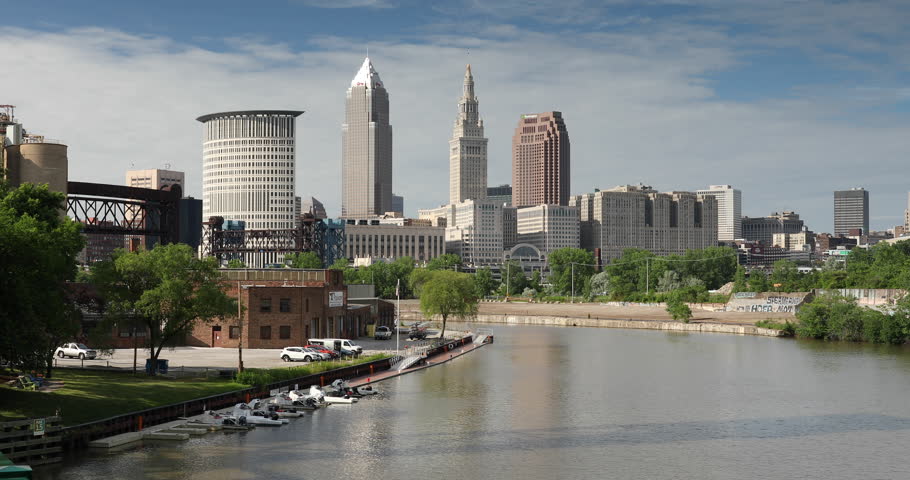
727 294 807 313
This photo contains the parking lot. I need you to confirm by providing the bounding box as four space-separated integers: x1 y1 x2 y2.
52 329 462 371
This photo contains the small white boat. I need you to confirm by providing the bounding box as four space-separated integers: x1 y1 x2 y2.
308 384 357 404
330 379 378 397
324 395 357 404
231 402 288 426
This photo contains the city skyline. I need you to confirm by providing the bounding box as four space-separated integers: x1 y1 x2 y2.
2 1 909 232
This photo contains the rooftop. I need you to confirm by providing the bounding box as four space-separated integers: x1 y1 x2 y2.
350 57 384 89
196 110 304 123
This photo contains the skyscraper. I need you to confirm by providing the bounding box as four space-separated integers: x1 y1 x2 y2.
512 112 569 208
342 57 393 218
696 185 742 242
449 64 488 204
834 188 869 235
197 109 302 266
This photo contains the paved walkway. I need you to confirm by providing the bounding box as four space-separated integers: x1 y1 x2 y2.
348 340 489 388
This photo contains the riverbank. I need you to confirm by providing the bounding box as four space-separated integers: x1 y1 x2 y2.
399 300 791 337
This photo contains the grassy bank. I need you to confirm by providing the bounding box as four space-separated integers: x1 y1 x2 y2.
235 353 389 387
0 370 246 426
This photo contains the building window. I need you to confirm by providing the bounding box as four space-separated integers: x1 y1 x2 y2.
229 326 240 339
260 326 271 339
280 298 291 313
279 325 291 339
260 298 271 313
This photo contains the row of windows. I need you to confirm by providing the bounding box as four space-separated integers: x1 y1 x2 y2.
260 297 310 313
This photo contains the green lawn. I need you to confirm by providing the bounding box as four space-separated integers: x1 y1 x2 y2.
0 370 248 426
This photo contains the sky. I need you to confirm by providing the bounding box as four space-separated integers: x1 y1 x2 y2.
2 0 909 232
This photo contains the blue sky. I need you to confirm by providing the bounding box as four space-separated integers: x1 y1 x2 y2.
3 0 909 232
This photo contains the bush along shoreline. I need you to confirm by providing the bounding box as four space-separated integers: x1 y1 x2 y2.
234 354 389 388
789 294 910 344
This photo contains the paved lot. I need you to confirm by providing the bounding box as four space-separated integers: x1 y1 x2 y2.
53 330 465 371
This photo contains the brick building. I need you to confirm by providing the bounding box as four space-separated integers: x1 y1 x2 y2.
189 269 356 349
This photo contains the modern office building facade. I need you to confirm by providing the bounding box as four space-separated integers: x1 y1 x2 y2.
342 57 393 218
571 185 717 261
516 204 580 253
197 109 302 266
834 188 869 235
741 211 805 246
391 194 404 216
512 112 570 208
419 200 503 267
696 184 741 242
449 65 488 204
126 168 185 190
502 206 518 250
487 184 512 206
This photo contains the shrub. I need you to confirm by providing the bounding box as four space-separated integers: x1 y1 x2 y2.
755 319 796 336
234 354 388 387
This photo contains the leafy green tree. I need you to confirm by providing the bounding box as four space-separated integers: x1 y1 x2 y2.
92 244 236 374
0 182 85 377
770 260 801 292
732 265 748 292
673 246 738 290
665 291 692 323
501 260 527 296
418 270 478 340
427 254 462 271
286 251 323 269
589 271 611 298
748 270 770 292
473 267 498 298
329 258 349 270
606 249 665 297
529 270 542 293
657 270 682 293
225 259 247 268
548 248 595 296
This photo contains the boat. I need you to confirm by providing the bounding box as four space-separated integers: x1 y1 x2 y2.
273 392 320 410
309 384 357 404
231 402 288 426
329 379 379 398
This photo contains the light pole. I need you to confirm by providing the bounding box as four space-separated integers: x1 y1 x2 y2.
237 281 244 372
646 257 650 296
571 262 575 303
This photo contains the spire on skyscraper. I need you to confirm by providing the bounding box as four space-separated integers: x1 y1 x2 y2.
351 57 383 89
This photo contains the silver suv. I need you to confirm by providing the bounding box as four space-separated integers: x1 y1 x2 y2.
55 343 97 360
374 326 392 340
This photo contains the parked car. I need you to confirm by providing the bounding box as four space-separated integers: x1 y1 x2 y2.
408 325 428 340
307 338 363 354
55 343 98 360
304 344 340 359
280 347 326 362
338 348 360 359
374 326 392 340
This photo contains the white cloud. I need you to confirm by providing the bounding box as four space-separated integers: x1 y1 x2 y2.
1 20 907 233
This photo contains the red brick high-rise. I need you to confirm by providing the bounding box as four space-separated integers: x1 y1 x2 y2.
511 111 570 207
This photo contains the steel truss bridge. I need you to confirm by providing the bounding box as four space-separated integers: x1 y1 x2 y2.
66 181 182 244
200 214 345 266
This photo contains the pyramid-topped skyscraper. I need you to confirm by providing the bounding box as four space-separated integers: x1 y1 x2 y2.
342 57 393 217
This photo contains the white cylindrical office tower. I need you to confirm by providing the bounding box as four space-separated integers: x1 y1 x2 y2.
197 110 304 266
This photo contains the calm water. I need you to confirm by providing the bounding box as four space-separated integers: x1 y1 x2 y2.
39 325 910 479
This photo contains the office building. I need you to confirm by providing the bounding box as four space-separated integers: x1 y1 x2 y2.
696 185 741 242
342 57 393 217
126 169 185 190
512 112 570 207
197 109 303 266
516 204 580 253
741 211 804 246
344 218 445 263
391 194 404 216
571 185 717 261
487 184 512 206
502 206 518 249
449 65 488 204
420 199 503 266
834 188 869 235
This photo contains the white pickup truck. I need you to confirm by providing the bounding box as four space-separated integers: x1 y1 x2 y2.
55 343 98 360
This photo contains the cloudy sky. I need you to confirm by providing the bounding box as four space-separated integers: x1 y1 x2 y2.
3 0 908 232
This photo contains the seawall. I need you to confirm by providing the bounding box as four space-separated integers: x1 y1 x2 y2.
402 311 785 337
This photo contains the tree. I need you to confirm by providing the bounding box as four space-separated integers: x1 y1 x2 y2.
606 249 665 297
589 271 611 298
329 258 349 270
657 270 682 293
770 259 800 292
732 265 748 292
286 251 323 269
225 259 247 268
548 248 595 296
529 270 542 293
748 270 770 292
501 260 527 296
665 291 692 323
418 270 478 341
92 244 236 374
473 267 497 298
0 182 85 378
426 254 462 271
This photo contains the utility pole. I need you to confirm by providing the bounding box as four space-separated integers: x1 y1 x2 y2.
646 258 650 296
571 262 575 303
237 281 244 372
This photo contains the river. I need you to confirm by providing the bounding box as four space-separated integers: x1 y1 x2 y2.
37 324 910 479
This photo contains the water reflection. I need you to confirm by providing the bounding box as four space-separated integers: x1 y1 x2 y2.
39 324 910 480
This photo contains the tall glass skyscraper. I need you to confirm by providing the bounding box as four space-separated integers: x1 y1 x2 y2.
834 187 869 235
342 57 393 218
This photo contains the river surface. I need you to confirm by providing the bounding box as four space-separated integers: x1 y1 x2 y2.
38 324 910 479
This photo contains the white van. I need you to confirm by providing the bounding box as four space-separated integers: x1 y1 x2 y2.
307 338 363 354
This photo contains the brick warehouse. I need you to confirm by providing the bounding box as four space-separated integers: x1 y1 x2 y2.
187 268 394 349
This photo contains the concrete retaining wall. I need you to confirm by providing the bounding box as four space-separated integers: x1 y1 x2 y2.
402 312 784 337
